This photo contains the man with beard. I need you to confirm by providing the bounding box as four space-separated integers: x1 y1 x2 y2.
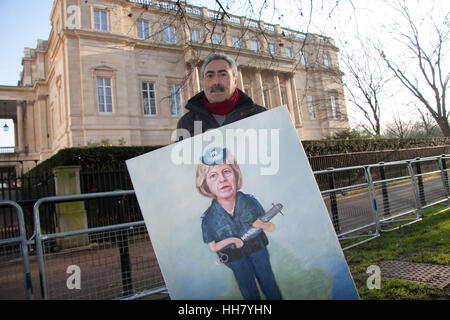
176 53 266 139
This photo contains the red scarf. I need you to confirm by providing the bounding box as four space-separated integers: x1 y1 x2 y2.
203 89 240 115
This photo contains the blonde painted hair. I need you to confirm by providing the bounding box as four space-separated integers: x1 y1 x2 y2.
196 150 243 198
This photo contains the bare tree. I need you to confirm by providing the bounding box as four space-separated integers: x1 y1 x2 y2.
383 111 413 139
379 0 450 136
416 107 441 137
340 35 392 136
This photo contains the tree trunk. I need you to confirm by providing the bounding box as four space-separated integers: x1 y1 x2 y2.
437 119 450 137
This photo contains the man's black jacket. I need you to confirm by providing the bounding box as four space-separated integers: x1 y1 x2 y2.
176 89 266 140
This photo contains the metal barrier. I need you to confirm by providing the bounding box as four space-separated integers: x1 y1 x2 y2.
1 155 449 299
33 191 165 300
410 157 450 209
0 200 33 299
314 155 450 248
314 166 380 250
438 155 450 199
366 160 422 232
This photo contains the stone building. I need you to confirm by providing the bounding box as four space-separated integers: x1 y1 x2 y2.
0 0 349 173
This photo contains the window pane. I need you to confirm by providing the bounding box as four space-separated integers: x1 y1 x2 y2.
143 98 149 115
307 95 315 120
137 20 143 38
142 82 156 115
169 84 181 116
330 96 338 118
232 37 241 48
191 30 200 42
164 26 169 42
144 22 150 39
102 11 108 30
98 87 104 112
170 26 175 43
251 41 258 51
300 51 307 65
212 33 222 45
94 10 100 30
324 54 330 66
150 99 156 115
269 44 275 54
105 88 112 103
94 10 108 31
137 20 150 39
97 77 112 113
164 25 175 43
286 47 293 58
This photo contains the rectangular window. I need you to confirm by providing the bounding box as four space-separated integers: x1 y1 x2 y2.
137 20 150 39
169 84 182 116
212 33 222 45
232 37 241 48
285 47 293 58
94 9 108 31
251 40 259 51
191 29 200 42
307 95 315 120
268 44 276 55
300 51 307 65
323 53 330 67
164 25 176 44
97 77 112 113
330 96 339 119
142 82 157 115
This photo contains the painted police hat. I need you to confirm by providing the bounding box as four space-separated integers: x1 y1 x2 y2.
201 147 229 166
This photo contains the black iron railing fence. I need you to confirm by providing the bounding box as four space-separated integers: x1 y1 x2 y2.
80 164 141 229
0 169 56 239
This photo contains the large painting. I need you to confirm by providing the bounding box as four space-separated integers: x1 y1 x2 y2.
126 106 359 300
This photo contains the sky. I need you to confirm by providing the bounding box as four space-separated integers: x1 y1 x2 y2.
0 1 54 86
0 1 54 147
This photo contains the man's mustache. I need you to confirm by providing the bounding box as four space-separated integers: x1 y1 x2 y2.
210 85 225 93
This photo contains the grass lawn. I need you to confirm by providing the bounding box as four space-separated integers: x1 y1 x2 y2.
342 204 450 300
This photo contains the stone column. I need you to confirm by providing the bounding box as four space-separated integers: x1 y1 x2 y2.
15 101 25 152
53 166 88 249
290 76 302 127
255 70 265 106
273 73 283 107
24 100 35 153
193 65 201 94
238 68 245 91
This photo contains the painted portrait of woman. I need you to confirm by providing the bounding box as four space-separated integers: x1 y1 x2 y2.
195 147 282 300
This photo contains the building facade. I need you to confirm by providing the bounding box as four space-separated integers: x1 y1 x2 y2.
0 0 349 172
